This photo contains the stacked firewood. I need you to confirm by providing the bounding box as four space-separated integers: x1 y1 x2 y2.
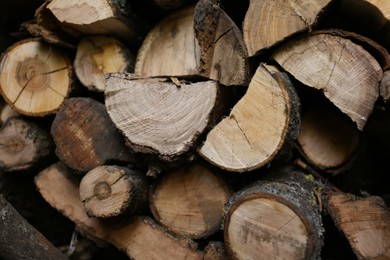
0 0 389 259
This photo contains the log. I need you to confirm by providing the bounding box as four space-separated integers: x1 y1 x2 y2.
0 117 53 172
51 97 138 173
74 36 135 92
243 0 333 56
367 0 390 19
193 0 249 86
149 163 231 239
79 165 148 218
203 241 228 260
198 64 300 172
0 194 67 260
223 169 324 259
296 101 361 175
105 73 224 162
153 0 187 10
272 31 383 130
35 162 204 260
46 0 148 47
0 98 20 125
0 38 72 116
326 192 390 259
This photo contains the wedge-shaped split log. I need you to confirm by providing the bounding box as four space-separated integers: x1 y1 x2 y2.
0 39 71 116
199 65 300 172
273 32 383 130
35 162 203 260
105 73 222 162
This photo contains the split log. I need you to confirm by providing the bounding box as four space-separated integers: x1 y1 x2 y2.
105 74 224 162
296 102 361 175
46 0 148 47
149 163 231 239
203 241 228 260
223 169 324 259
243 0 333 56
198 64 300 172
74 36 135 92
193 0 249 86
51 97 138 173
35 162 203 260
326 192 390 259
135 4 249 86
0 117 52 172
0 38 72 116
79 165 148 218
0 194 67 260
272 31 383 130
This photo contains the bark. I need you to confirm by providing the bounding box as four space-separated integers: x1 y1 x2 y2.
272 31 383 130
203 241 228 260
0 99 20 125
325 192 390 259
0 38 72 116
51 97 139 173
199 64 300 172
74 36 135 92
79 165 148 218
35 162 204 260
149 163 231 239
243 0 333 56
0 117 53 172
0 194 67 260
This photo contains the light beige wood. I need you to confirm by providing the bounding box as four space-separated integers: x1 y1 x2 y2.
105 73 221 161
74 36 134 92
199 64 299 172
35 162 203 260
79 165 148 218
273 32 382 130
367 0 390 19
327 192 390 259
0 39 71 116
243 0 332 56
150 163 231 239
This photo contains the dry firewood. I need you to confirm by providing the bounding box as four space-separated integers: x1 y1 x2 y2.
74 36 135 92
272 32 383 130
243 0 333 56
0 117 52 172
79 165 148 218
193 0 249 86
223 168 324 259
105 73 224 162
35 162 204 260
325 192 390 259
149 163 231 239
198 64 300 172
203 241 228 260
296 102 361 175
46 0 148 47
380 70 390 102
0 194 67 260
51 97 138 173
0 38 72 116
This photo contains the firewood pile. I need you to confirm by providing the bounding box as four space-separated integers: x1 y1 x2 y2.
0 0 389 259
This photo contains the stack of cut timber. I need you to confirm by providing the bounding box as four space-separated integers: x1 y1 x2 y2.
0 0 389 259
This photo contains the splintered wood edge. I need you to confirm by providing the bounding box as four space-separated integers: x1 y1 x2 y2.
34 162 203 260
198 64 293 172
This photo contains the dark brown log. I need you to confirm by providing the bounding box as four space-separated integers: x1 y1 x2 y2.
0 194 67 260
51 97 139 173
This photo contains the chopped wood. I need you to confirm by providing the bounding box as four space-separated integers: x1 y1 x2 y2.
380 70 390 102
0 38 72 116
51 97 138 173
149 163 231 239
105 73 223 162
326 192 390 259
198 64 300 172
203 241 228 260
35 162 204 260
74 36 134 92
273 32 383 130
0 100 20 125
0 117 52 172
0 194 67 260
194 0 249 86
79 165 148 218
243 0 332 56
